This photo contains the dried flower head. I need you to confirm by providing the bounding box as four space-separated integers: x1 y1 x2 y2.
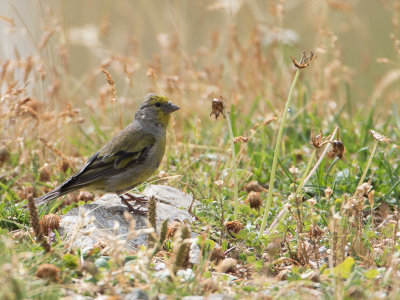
307 198 317 206
368 190 375 206
310 130 331 148
291 51 317 69
77 191 94 202
324 187 333 198
210 96 225 119
225 220 244 235
0 147 10 166
242 181 264 193
370 130 391 144
233 136 249 143
357 182 372 197
102 68 117 102
246 191 262 210
210 247 225 264
263 116 277 125
328 140 346 159
35 263 60 282
40 214 60 235
39 165 51 182
217 258 237 274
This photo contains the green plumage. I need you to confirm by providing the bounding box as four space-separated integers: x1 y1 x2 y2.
35 94 179 206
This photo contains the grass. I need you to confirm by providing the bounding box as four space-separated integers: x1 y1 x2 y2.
1 1 400 299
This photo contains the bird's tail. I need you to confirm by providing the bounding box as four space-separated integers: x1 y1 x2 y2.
34 188 65 206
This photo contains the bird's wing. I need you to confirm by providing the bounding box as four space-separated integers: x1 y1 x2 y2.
59 131 156 192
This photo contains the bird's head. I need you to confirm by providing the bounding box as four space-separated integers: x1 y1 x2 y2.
135 94 180 128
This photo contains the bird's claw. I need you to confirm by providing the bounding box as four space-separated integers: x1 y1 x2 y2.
119 195 148 215
122 193 149 204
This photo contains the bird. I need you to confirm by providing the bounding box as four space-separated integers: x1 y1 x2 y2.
35 94 180 213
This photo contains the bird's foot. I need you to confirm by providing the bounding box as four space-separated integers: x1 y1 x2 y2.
119 195 148 215
122 193 149 204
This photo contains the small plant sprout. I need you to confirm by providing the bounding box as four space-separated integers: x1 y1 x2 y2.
259 51 316 237
210 96 240 220
358 130 391 187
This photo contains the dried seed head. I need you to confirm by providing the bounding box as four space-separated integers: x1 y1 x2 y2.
58 159 71 173
40 214 60 234
310 129 330 148
262 116 277 125
167 220 182 239
147 196 157 230
35 263 60 282
242 181 264 193
102 68 117 102
368 190 375 206
225 220 244 235
201 278 218 293
307 198 317 206
217 258 237 273
328 140 346 159
0 147 10 166
233 136 249 143
77 191 94 202
173 225 191 271
246 191 262 209
63 193 78 206
39 164 51 182
324 187 333 198
357 182 372 197
210 247 225 264
291 51 317 69
370 130 391 144
210 96 225 119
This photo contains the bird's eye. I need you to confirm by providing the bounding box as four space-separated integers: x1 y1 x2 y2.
154 102 161 107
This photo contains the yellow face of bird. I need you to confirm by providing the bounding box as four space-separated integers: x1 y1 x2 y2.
136 94 180 127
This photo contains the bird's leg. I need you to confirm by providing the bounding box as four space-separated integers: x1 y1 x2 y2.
119 195 147 215
122 192 149 204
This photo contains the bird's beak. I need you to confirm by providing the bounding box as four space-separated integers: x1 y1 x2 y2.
164 102 180 114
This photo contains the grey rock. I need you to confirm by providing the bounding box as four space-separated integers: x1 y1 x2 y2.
124 288 149 300
59 185 194 251
182 295 233 300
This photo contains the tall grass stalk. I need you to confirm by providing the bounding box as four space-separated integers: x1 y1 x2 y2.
258 69 301 237
225 111 239 220
357 139 378 187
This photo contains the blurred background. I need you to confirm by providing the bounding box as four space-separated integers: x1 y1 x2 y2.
0 0 399 179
